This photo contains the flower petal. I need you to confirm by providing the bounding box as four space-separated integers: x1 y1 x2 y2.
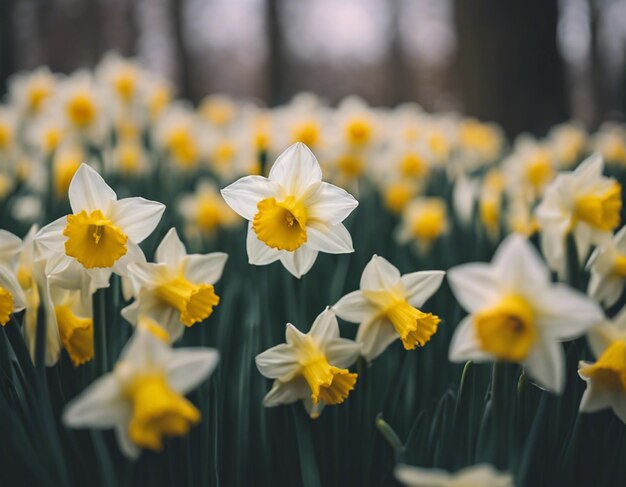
309 307 340 344
360 255 401 291
0 266 26 311
492 234 550 290
333 290 377 323
394 464 451 487
263 377 309 407
246 224 281 265
184 253 228 285
268 142 322 196
401 271 445 308
166 348 220 395
524 339 565 394
0 230 21 265
69 163 117 214
356 316 398 362
279 246 318 279
110 197 165 244
306 223 354 254
304 181 358 225
447 263 500 313
255 344 300 381
62 375 128 428
325 339 361 368
221 175 278 220
155 228 187 267
448 316 492 363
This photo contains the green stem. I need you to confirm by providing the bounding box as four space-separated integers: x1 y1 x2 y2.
93 289 108 376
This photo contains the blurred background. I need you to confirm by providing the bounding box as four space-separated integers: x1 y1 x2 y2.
1 0 625 138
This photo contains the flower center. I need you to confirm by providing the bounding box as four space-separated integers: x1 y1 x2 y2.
363 287 440 349
291 121 320 147
574 182 622 232
28 83 51 112
411 200 447 241
253 196 308 251
474 294 537 362
156 275 220 327
299 340 357 405
123 373 201 451
383 182 413 214
114 72 136 102
613 255 626 278
336 153 364 178
580 341 626 392
66 93 97 127
345 118 372 146
196 196 222 231
212 141 236 166
118 142 141 174
55 305 94 366
63 210 128 269
525 153 553 190
400 153 427 178
0 287 14 326
167 129 198 168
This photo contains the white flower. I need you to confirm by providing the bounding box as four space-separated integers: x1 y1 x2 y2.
394 463 514 487
36 163 164 286
535 154 622 278
0 264 26 327
255 307 361 418
221 143 358 278
586 225 626 307
578 307 626 423
122 228 227 342
448 234 604 393
8 66 56 117
333 255 444 361
63 324 219 458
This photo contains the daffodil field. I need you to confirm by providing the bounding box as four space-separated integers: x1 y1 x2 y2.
1 54 626 487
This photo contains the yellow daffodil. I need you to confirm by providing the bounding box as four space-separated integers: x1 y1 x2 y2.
221 143 358 278
334 255 444 361
448 234 604 393
63 324 219 458
255 307 361 418
122 228 227 342
587 225 626 307
0 264 26 327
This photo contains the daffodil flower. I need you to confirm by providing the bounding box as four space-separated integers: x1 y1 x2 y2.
255 307 361 418
448 234 604 394
394 463 514 487
536 154 622 278
122 228 227 342
36 163 165 285
333 255 444 362
578 308 626 423
586 225 626 307
0 265 26 327
221 143 358 278
63 324 219 458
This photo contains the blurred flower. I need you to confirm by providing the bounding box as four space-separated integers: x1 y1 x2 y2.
255 307 360 418
0 264 26 326
536 154 622 278
122 228 227 343
63 324 219 458
333 255 444 361
396 197 448 252
221 143 358 278
96 53 145 108
593 123 626 166
395 463 514 487
448 234 604 393
8 66 56 118
587 226 626 308
153 104 203 170
579 307 626 424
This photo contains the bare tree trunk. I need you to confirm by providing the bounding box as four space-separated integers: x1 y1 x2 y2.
267 0 284 105
0 0 16 95
171 0 192 101
454 0 567 137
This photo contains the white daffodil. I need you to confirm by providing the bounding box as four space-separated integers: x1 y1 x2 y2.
587 225 626 308
221 143 358 278
122 228 227 342
255 307 361 418
333 255 444 362
394 463 514 487
63 324 219 458
8 66 56 118
36 163 164 287
536 154 622 278
578 307 626 423
0 265 26 327
448 234 604 394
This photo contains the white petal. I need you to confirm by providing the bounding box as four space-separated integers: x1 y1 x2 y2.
357 316 399 362
68 163 117 214
220 175 279 220
62 375 128 428
0 266 26 311
304 182 358 225
306 223 354 254
166 348 219 395
535 284 604 340
448 316 492 363
255 344 300 381
492 234 550 289
263 377 309 407
612 394 626 423
360 255 401 291
0 230 21 265
325 339 361 368
268 143 322 196
115 421 140 459
246 224 281 265
155 228 187 267
579 380 612 413
309 307 340 345
285 323 309 347
35 217 67 254
524 339 565 394
394 464 451 487
279 246 318 279
333 290 377 323
110 197 165 244
303 397 326 419
447 263 500 313
112 241 148 277
184 253 228 284
401 271 445 308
